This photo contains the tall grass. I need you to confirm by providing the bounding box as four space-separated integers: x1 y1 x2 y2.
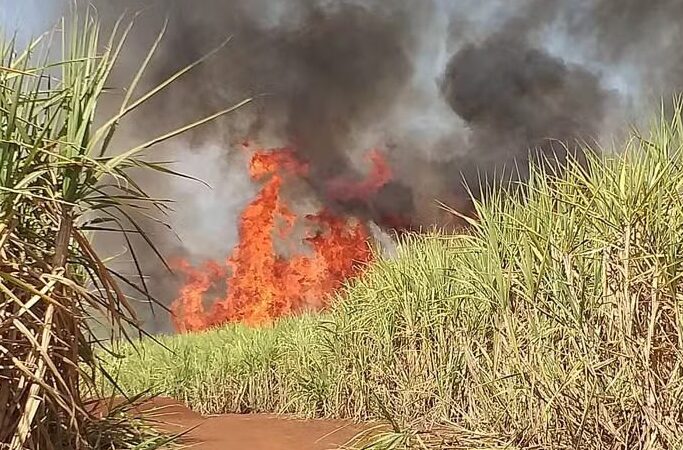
103 105 683 449
0 10 248 449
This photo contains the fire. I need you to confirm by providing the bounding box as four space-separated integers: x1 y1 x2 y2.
326 149 392 201
171 145 383 333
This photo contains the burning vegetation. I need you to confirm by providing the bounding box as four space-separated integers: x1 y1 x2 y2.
171 144 392 332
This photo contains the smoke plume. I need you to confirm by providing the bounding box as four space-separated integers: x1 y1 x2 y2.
17 0 683 331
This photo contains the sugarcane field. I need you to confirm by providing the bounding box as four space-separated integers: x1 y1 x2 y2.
2 1 683 449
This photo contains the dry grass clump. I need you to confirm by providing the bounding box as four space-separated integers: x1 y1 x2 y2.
0 10 248 449
326 104 683 449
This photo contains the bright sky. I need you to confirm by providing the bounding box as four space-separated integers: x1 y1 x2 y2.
0 0 61 43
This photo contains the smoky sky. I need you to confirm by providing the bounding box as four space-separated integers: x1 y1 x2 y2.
440 24 606 183
17 0 683 331
83 0 683 230
122 0 426 226
83 0 683 224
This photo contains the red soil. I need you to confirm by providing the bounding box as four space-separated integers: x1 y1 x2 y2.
129 397 366 450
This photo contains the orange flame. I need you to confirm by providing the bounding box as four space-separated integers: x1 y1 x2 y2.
171 145 377 333
326 149 392 201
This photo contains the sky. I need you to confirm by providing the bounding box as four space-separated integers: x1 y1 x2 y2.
0 0 61 43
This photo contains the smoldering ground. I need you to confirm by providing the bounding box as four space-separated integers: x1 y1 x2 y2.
15 0 683 331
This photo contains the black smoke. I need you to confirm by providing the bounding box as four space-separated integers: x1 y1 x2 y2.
86 0 432 227
440 28 607 186
81 0 632 230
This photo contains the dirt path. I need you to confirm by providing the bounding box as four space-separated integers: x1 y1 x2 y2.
136 398 366 450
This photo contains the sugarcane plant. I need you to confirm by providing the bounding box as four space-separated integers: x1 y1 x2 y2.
0 9 250 449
